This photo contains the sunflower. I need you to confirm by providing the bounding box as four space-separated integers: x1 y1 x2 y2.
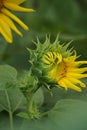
28 36 87 92
43 51 87 92
0 0 34 43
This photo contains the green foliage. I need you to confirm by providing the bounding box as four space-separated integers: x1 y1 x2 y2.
1 99 87 130
0 64 18 112
32 88 44 106
0 65 17 85
0 87 26 112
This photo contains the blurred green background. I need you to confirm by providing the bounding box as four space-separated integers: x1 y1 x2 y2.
0 0 87 70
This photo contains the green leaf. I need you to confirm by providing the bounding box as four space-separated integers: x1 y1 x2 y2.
0 65 17 82
48 99 87 130
32 88 44 106
20 118 59 130
17 112 30 119
0 87 26 112
1 99 87 130
0 112 58 130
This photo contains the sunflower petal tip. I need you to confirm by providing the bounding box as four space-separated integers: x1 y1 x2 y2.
8 40 13 44
77 88 82 92
19 32 23 37
20 34 23 37
30 9 36 12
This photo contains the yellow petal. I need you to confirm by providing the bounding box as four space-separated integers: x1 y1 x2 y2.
0 14 23 37
6 0 26 5
4 2 35 12
67 77 86 88
43 58 51 65
74 61 87 66
0 18 12 43
58 80 68 90
68 67 87 73
63 52 76 62
1 8 29 30
62 78 82 92
67 72 87 79
43 54 53 64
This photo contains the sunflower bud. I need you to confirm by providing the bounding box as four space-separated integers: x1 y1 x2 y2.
28 35 87 92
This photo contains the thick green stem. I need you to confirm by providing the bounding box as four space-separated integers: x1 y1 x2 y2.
25 85 40 118
27 93 33 113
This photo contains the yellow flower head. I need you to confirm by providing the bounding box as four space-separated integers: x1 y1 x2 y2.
28 35 87 92
0 0 34 43
43 51 87 92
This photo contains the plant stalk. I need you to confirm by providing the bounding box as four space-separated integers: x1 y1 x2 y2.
5 89 14 130
9 111 14 130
